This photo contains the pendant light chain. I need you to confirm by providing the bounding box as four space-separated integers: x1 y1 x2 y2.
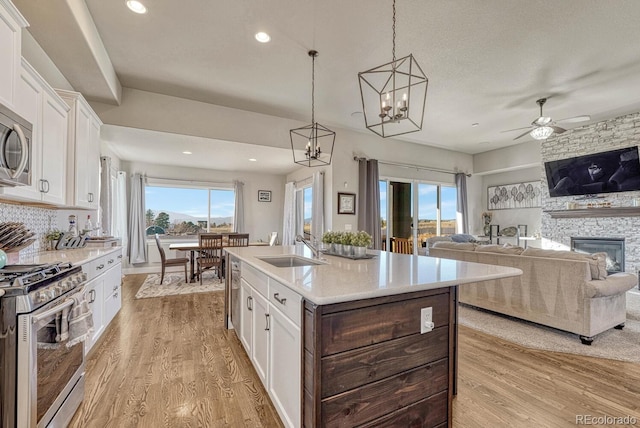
311 52 315 126
392 0 396 63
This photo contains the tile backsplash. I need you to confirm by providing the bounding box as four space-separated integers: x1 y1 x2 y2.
0 202 97 257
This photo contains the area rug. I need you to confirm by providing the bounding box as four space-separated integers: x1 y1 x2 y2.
135 271 224 299
458 290 640 363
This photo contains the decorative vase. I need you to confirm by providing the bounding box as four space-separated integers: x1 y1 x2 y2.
353 246 367 258
483 224 491 237
334 243 343 255
343 244 353 257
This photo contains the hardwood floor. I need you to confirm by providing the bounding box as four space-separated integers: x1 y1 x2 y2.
71 275 640 427
70 274 283 428
453 325 640 427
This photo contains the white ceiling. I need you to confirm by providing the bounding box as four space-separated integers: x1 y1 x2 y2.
14 0 640 170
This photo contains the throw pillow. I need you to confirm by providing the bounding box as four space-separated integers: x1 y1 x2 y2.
450 233 476 243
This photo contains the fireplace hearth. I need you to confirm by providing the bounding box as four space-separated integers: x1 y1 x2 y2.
571 237 625 274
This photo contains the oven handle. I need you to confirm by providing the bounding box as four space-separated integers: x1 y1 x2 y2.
31 298 75 324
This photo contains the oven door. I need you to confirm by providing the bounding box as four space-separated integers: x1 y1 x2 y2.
17 292 86 428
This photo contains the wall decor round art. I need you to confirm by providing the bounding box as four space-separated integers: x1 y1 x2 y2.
487 181 541 210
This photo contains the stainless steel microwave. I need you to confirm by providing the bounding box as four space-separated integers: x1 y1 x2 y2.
0 102 32 186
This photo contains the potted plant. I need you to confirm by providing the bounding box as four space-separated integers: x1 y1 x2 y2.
352 231 372 258
340 231 354 256
321 231 335 252
333 232 344 255
44 229 62 251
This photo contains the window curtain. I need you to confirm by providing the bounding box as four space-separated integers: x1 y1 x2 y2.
113 171 128 256
282 182 296 245
99 156 112 236
455 172 469 233
128 173 147 264
233 180 245 233
311 171 324 244
357 159 382 249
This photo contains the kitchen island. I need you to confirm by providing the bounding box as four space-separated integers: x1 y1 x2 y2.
224 245 522 428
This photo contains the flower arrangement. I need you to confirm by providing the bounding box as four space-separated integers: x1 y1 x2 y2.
321 231 336 244
339 231 354 246
351 231 373 248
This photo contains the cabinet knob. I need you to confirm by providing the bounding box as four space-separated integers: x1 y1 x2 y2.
108 259 114 264
96 264 104 270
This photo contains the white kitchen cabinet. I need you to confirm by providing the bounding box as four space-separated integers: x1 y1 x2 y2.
56 89 102 209
1 60 69 204
240 278 253 353
268 306 301 428
251 290 269 385
0 0 28 109
85 273 105 352
239 268 302 428
81 249 123 355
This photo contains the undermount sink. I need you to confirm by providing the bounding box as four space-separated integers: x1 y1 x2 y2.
257 255 326 268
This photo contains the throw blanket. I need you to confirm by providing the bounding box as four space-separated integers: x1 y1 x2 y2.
66 291 94 347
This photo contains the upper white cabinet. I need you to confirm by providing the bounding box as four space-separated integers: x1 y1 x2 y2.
0 0 28 109
56 89 102 209
1 60 69 205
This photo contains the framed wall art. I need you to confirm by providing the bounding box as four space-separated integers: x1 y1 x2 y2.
337 192 356 215
487 181 541 210
258 190 272 202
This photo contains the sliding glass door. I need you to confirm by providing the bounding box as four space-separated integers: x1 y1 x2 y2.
380 179 457 254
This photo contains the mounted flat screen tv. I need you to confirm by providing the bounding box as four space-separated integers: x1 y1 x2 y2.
545 146 640 197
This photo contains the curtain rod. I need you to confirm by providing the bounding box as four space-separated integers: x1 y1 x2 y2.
353 156 471 177
294 171 324 186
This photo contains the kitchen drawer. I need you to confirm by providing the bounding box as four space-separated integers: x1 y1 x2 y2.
241 262 268 297
269 278 302 326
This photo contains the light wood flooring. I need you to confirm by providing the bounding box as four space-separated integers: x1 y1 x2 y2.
71 274 640 427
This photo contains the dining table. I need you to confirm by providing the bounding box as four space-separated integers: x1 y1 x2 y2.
169 241 269 282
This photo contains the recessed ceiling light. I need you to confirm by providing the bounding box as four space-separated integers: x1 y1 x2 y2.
126 1 147 14
255 32 271 43
471 123 479 127
182 151 192 155
249 158 257 162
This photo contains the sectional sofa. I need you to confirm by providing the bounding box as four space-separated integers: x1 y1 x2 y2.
429 242 638 344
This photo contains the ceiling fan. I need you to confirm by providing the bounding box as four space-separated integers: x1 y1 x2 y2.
501 98 591 141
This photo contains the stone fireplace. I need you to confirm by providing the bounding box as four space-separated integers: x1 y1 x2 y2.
540 112 640 274
571 237 624 274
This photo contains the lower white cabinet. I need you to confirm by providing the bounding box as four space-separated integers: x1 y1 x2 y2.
238 272 301 428
268 306 301 428
82 250 123 355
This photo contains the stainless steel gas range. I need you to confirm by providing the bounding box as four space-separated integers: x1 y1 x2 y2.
0 263 88 428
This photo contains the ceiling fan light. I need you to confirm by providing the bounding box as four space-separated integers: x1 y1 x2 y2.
530 126 554 140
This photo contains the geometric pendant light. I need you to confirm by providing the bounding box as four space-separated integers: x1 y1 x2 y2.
358 0 428 138
290 50 335 167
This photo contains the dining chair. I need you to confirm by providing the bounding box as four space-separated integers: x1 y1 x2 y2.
227 233 249 247
155 234 189 285
197 233 223 283
391 237 412 254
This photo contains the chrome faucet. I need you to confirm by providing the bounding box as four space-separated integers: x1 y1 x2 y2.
296 235 321 259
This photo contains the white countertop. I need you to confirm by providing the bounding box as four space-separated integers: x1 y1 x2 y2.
13 246 122 266
225 245 523 305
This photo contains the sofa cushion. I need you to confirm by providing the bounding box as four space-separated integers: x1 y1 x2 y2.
521 248 608 280
431 241 476 251
475 243 525 255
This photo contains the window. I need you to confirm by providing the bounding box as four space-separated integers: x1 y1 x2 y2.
295 186 313 239
145 185 235 236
